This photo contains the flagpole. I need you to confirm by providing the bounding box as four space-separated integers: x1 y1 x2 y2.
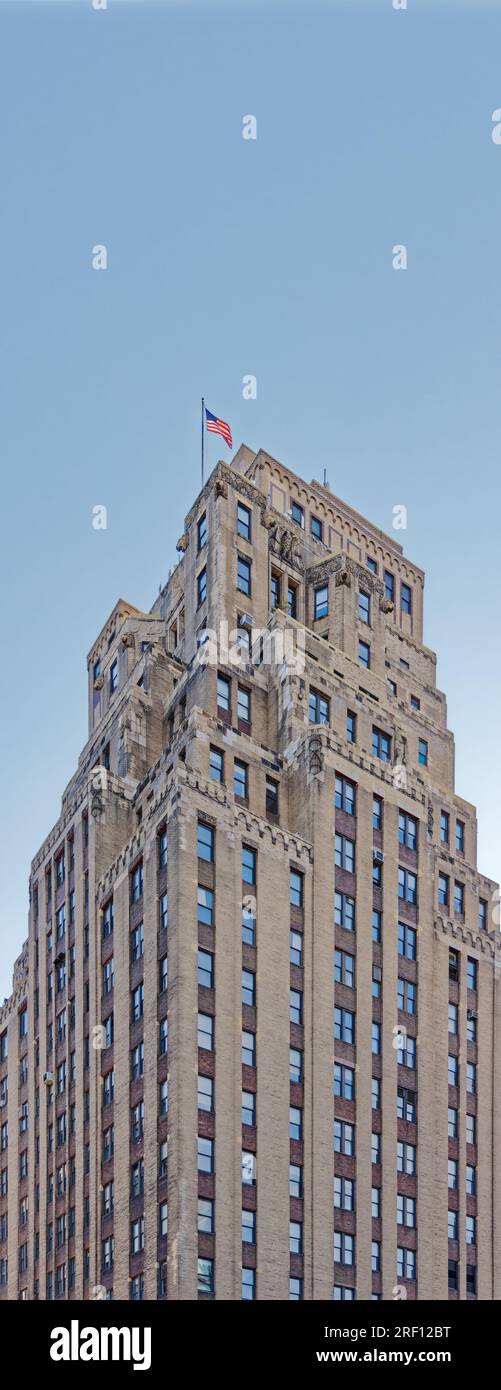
201 397 205 486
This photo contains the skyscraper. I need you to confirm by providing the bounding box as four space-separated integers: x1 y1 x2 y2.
1 443 499 1302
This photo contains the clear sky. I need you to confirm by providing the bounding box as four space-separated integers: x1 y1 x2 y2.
1 0 500 1001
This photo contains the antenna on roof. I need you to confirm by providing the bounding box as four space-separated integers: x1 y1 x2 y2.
323 468 330 490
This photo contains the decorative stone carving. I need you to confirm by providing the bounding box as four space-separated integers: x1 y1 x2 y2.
427 801 434 837
122 632 135 649
395 731 408 766
308 733 324 777
215 479 228 498
335 567 350 587
176 533 187 553
380 597 394 613
93 674 104 690
268 522 305 574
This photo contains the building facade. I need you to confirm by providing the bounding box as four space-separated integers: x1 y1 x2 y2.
1 443 500 1302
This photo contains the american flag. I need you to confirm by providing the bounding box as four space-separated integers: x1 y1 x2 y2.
205 407 232 449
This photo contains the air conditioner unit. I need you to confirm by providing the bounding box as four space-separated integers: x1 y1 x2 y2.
373 849 385 865
467 1009 478 1021
43 1071 54 1085
239 613 253 628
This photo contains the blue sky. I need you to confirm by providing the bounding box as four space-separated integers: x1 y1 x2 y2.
1 0 500 1000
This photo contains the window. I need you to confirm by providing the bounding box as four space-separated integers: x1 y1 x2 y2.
102 900 114 939
334 1176 355 1211
467 1265 477 1297
197 1013 213 1051
102 1071 114 1106
197 1137 214 1174
242 1269 255 1301
242 839 256 884
311 515 323 541
130 923 144 962
397 978 416 1014
439 874 449 910
397 1141 416 1175
467 957 478 991
334 1232 354 1266
398 868 417 904
217 674 230 713
130 861 143 903
334 1063 354 1100
418 737 428 766
372 1021 381 1055
290 1164 303 1198
314 584 329 621
242 1031 256 1067
130 1043 144 1081
335 950 354 989
358 639 370 669
440 811 450 844
333 1285 355 1301
290 1048 303 1084
266 777 279 817
290 1106 302 1141
109 659 118 694
130 1161 143 1199
197 567 207 607
335 891 355 931
334 1011 354 1045
237 685 250 723
159 1079 169 1115
410 693 420 710
467 1012 477 1043
466 1165 476 1196
159 1017 168 1056
466 1215 476 1246
335 775 356 815
198 823 214 863
237 555 251 596
159 891 168 932
242 1090 255 1126
373 796 382 830
290 990 303 1025
197 512 207 550
448 1159 458 1190
130 985 144 1022
101 1237 114 1272
198 1198 214 1234
358 590 370 624
455 820 465 853
397 1087 416 1122
448 1259 458 1291
159 956 168 993
271 572 280 610
454 881 464 917
372 859 382 888
398 811 417 850
397 922 416 961
448 1209 458 1241
397 1035 416 1069
234 761 248 800
237 501 251 540
198 1257 214 1295
335 834 355 873
372 1077 381 1110
309 687 329 724
371 1132 381 1164
466 1112 476 1145
242 969 255 1006
209 747 224 783
242 1152 256 1185
372 966 382 998
287 583 297 618
448 1002 458 1035
372 726 391 762
198 886 214 927
372 1239 381 1271
290 1220 303 1255
242 901 255 946
479 898 487 930
372 909 381 943
388 679 397 696
334 1120 355 1156
290 869 303 907
448 1054 458 1087
397 1194 416 1228
290 930 303 966
346 710 357 743
291 501 304 528
466 1062 477 1095
401 583 412 614
159 1140 168 1178
397 1248 416 1281
384 570 394 602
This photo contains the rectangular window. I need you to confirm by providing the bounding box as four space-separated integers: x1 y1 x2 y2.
398 811 417 850
398 867 417 904
373 796 382 830
384 570 394 602
309 688 330 724
372 726 392 762
237 502 251 540
197 568 207 607
372 909 381 943
467 957 478 991
401 583 412 614
217 674 230 713
109 659 118 694
197 1013 213 1051
397 1087 416 1122
335 891 355 931
314 585 328 621
198 885 214 927
242 969 255 1006
455 820 465 853
335 834 355 873
290 868 303 907
242 1031 256 1067
334 1120 354 1157
197 513 207 550
290 990 303 1026
334 1063 354 1100
198 950 214 990
397 978 416 1014
130 861 143 903
334 1007 355 1044
242 845 256 885
440 811 450 844
358 590 370 624
130 923 144 962
209 746 224 783
290 1164 303 1198
334 1176 355 1211
290 1106 302 1141
198 1198 214 1234
242 1090 255 1126
358 639 370 669
454 881 464 917
479 898 487 930
397 1141 416 1175
418 737 428 766
335 775 356 815
266 777 279 817
271 572 280 610
334 1232 354 1266
198 823 214 863
290 930 303 966
346 710 356 743
237 555 251 596
234 760 248 800
290 1047 303 1084
334 949 355 989
198 1075 213 1113
237 685 250 723
311 515 323 541
197 1137 214 1175
291 501 304 528
439 873 449 909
